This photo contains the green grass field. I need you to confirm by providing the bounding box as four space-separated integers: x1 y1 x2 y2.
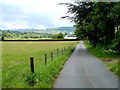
2 41 78 88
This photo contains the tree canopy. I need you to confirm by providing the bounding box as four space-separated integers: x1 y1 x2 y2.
51 33 64 39
61 1 120 52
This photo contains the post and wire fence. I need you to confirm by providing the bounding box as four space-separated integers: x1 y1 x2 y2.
29 42 78 73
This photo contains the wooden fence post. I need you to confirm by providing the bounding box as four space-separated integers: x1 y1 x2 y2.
51 52 53 61
62 48 63 55
57 49 59 57
45 54 47 65
30 57 34 73
64 47 66 51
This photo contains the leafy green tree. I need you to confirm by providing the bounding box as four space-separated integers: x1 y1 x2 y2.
60 1 120 47
57 33 63 38
51 33 63 39
51 34 58 39
2 31 11 40
110 27 120 53
74 26 84 40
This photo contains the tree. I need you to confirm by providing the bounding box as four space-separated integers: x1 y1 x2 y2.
110 2 120 32
2 31 10 40
51 34 58 39
57 33 64 38
60 1 120 46
74 25 84 39
51 33 63 39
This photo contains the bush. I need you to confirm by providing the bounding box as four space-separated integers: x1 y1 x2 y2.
109 28 120 53
84 40 119 58
110 40 120 53
51 33 63 39
106 60 120 77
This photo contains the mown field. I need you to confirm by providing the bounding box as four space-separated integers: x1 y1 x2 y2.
2 41 78 88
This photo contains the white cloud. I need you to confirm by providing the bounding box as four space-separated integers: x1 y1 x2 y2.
1 20 48 29
0 0 74 29
2 20 31 29
35 25 47 29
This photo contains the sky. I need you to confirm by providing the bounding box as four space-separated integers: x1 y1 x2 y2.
0 0 75 30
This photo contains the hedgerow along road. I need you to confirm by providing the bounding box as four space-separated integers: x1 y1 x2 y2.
54 41 118 88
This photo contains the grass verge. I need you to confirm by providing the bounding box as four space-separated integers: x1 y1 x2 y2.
24 46 76 88
84 41 120 77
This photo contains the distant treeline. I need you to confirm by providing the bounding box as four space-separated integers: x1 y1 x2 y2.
0 30 54 40
0 30 71 40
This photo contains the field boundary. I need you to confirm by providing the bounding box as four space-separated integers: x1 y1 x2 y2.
1 39 79 41
2 41 79 88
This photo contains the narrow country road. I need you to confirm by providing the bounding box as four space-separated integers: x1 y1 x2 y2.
54 41 118 88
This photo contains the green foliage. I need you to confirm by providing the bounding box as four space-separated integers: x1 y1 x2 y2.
110 28 120 53
24 48 75 87
1 30 53 40
110 3 120 26
57 33 63 38
75 26 84 39
61 1 120 48
84 41 119 58
51 34 57 39
110 39 120 53
25 73 38 86
51 33 63 39
106 61 120 77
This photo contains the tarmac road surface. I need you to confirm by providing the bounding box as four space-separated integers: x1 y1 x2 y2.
54 41 118 88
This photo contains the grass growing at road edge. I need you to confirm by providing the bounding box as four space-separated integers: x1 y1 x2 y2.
24 46 76 88
84 41 120 77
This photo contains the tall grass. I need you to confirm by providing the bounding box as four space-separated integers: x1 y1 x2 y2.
2 41 78 88
84 41 119 59
106 60 120 77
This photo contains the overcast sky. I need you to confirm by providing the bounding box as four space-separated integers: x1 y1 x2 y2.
0 0 75 30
